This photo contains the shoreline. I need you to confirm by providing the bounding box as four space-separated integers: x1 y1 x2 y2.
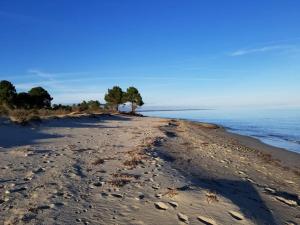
158 117 300 172
218 126 300 168
157 118 300 224
143 113 300 157
0 114 299 224
1 113 299 167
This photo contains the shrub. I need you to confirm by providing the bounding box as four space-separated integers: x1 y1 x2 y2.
0 104 9 116
8 109 41 125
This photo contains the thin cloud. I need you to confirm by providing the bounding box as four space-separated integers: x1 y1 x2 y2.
28 69 55 80
13 69 229 103
19 69 227 83
16 69 69 91
229 45 294 56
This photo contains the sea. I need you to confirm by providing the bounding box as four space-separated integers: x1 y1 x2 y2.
138 107 300 154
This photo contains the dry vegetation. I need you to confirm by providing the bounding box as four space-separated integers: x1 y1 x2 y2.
123 149 148 169
163 188 179 198
206 191 219 204
92 157 116 165
108 173 140 187
0 105 107 125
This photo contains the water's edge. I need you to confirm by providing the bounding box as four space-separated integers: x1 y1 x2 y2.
139 108 300 154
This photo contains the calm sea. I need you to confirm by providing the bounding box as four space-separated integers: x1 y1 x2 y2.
139 108 300 154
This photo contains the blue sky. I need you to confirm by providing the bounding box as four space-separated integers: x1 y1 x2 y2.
0 0 299 108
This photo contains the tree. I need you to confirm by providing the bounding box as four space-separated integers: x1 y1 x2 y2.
124 87 144 113
0 80 17 107
104 86 124 111
28 87 53 108
77 101 89 111
52 104 72 111
87 100 101 110
14 92 32 109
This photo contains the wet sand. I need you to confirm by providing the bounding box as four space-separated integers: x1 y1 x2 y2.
0 114 299 225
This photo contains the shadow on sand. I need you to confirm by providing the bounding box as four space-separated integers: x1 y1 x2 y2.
0 114 132 149
154 143 279 225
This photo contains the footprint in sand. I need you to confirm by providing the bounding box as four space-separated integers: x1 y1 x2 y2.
197 216 217 225
177 212 189 224
275 196 298 207
228 210 244 220
168 201 178 208
154 202 168 210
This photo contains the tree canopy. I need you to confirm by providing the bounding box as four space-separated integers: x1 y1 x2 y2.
124 87 144 113
14 92 32 109
104 86 124 111
28 87 53 108
0 80 17 107
77 100 101 111
0 80 144 115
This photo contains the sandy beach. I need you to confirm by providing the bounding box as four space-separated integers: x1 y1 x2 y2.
0 114 299 225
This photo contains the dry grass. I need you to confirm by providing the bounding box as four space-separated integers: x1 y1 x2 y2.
8 109 41 125
113 173 141 179
108 173 140 187
108 178 132 187
1 106 108 125
92 157 116 165
123 148 149 169
163 188 178 198
0 105 9 116
206 191 219 204
123 155 144 168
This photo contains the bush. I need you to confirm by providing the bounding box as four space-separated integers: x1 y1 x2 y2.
8 109 41 125
0 104 9 116
52 104 72 111
76 100 102 113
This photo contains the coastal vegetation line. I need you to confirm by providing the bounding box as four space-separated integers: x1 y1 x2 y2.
0 80 144 124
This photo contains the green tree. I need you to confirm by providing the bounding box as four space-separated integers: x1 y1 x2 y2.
0 80 17 107
124 87 144 113
28 87 53 108
104 86 124 111
87 100 101 110
53 104 73 111
14 92 32 109
77 101 89 111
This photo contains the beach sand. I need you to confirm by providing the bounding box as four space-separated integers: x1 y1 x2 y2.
0 114 299 225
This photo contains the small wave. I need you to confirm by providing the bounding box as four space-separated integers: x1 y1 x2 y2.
252 134 268 138
268 134 300 145
269 134 285 138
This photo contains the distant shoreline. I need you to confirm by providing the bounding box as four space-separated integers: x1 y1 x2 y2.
137 108 213 112
139 109 300 154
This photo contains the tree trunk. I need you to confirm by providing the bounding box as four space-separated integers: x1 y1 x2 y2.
131 102 134 114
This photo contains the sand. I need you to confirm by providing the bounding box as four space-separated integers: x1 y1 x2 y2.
0 114 299 225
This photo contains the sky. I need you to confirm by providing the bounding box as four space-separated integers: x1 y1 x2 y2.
0 0 300 108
